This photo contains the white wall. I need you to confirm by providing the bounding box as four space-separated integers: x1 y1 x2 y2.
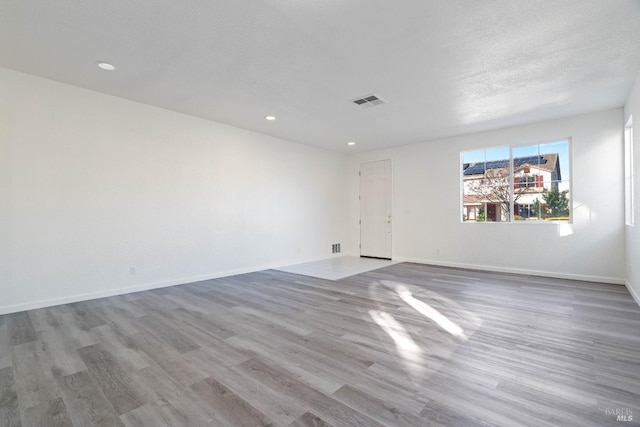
348 109 625 284
0 68 349 314
624 70 640 305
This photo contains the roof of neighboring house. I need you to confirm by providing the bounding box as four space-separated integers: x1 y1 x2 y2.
463 153 559 176
463 194 489 205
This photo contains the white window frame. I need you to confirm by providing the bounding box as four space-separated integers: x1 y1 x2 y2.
625 115 634 226
461 139 572 224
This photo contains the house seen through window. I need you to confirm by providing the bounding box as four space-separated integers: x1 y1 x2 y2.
462 140 571 222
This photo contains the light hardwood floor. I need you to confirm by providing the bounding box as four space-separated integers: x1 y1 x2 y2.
1 263 639 426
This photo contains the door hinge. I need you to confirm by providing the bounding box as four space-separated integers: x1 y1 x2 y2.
359 171 361 176
359 219 361 224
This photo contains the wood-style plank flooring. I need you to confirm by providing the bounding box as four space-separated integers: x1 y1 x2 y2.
1 263 639 426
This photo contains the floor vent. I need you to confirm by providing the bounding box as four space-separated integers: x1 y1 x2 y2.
351 94 386 108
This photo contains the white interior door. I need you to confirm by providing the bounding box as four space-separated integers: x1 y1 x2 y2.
360 159 392 259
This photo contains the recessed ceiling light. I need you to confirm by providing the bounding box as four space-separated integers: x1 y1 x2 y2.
97 62 116 71
347 141 356 146
265 115 276 121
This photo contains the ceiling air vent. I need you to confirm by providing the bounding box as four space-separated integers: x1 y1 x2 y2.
351 94 386 108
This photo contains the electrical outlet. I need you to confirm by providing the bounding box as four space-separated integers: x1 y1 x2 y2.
436 248 440 255
130 267 136 276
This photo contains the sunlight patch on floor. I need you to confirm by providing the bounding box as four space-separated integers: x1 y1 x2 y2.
368 309 424 375
392 282 467 339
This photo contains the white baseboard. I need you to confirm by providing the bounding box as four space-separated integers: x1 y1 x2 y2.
0 254 342 315
393 256 626 285
3 254 628 315
625 280 640 307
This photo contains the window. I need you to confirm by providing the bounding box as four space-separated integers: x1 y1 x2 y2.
462 140 571 223
625 116 634 226
516 175 543 188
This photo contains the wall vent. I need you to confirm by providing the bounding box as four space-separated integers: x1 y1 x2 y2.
351 94 386 108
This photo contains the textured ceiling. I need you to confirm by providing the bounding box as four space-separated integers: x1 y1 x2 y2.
2 0 640 152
